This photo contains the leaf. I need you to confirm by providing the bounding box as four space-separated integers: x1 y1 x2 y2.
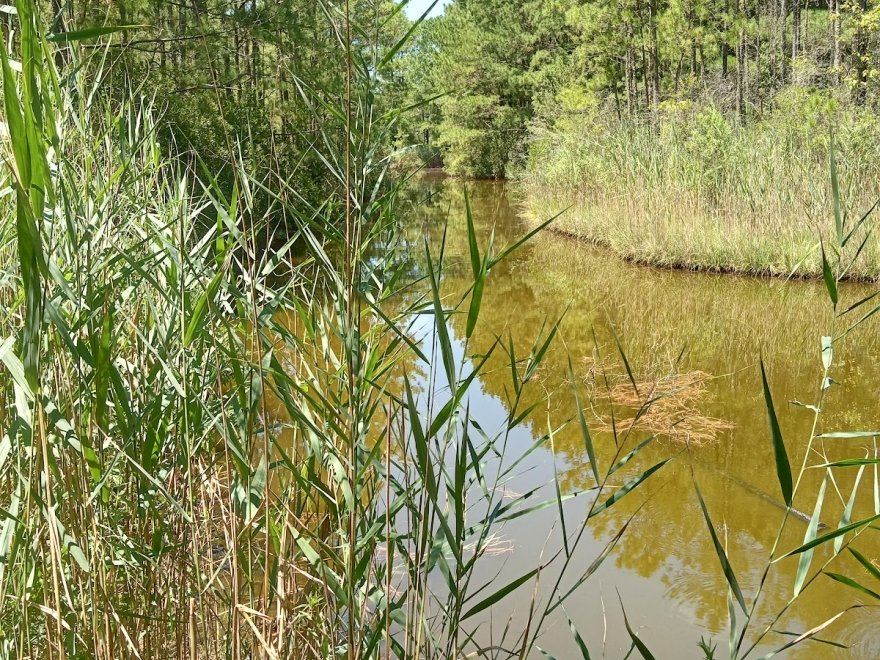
779 514 880 558
0 336 31 397
489 207 568 267
569 360 599 486
771 630 849 650
815 458 880 468
377 0 438 69
839 289 880 316
464 188 486 339
185 269 224 347
842 200 878 248
611 324 638 396
548 513 636 615
839 301 880 340
825 572 880 600
590 459 670 518
609 436 657 476
568 617 592 659
820 241 838 309
761 360 792 506
794 476 827 597
758 606 861 658
47 24 147 42
523 318 562 383
848 547 880 582
818 431 880 439
830 139 843 247
835 466 864 554
461 567 539 620
0 485 21 585
727 585 738 660
695 483 748 613
619 593 656 660
424 244 456 387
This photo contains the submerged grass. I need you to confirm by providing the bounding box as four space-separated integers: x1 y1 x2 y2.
593 370 733 447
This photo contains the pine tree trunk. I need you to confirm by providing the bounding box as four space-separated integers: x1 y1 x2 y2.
831 0 841 84
157 1 166 71
625 24 636 114
722 0 730 78
675 51 684 91
779 0 787 82
737 0 747 121
853 0 869 103
649 0 661 106
791 0 800 58
51 0 68 66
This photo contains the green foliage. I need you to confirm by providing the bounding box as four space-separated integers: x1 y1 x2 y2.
401 1 544 177
404 0 880 182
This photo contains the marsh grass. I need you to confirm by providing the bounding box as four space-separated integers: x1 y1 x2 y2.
524 110 880 279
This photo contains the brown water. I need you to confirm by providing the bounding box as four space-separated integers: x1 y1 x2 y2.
403 174 880 658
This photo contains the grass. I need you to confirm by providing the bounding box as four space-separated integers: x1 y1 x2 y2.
523 96 880 279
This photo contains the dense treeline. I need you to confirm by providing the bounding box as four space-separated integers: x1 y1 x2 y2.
38 1 409 201
403 0 880 178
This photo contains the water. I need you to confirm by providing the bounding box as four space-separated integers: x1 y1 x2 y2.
401 174 880 658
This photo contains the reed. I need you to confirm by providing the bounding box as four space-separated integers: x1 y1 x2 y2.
0 3 671 658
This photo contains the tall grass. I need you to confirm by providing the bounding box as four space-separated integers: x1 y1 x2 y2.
689 158 880 658
524 97 880 278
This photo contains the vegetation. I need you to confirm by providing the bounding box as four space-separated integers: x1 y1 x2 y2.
404 0 880 275
524 103 880 277
57 0 411 204
3 1 880 659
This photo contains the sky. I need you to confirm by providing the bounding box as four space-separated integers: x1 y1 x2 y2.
403 0 450 20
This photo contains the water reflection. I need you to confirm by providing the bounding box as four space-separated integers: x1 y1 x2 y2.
401 174 880 658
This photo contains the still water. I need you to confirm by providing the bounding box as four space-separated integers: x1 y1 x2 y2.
403 174 880 658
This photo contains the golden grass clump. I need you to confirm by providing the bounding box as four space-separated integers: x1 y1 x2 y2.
594 370 733 446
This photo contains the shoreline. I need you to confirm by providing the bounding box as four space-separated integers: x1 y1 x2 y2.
518 193 880 285
412 170 880 283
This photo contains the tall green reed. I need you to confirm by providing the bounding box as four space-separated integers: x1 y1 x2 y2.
685 150 880 659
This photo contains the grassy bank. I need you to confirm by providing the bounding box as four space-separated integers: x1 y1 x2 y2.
523 95 880 279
